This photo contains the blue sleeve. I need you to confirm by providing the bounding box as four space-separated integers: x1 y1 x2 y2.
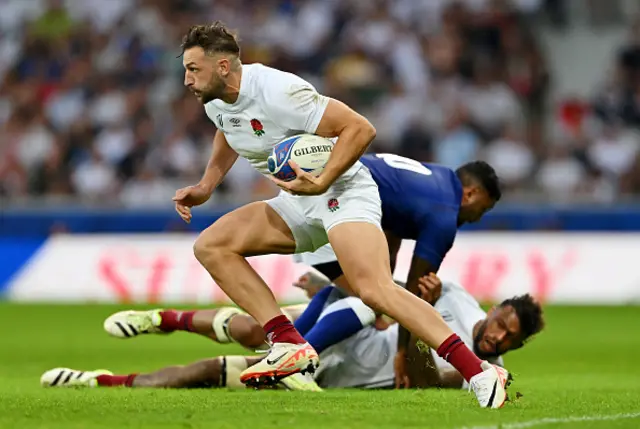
413 213 457 269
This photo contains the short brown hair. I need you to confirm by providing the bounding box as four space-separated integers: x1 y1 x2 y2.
180 21 240 56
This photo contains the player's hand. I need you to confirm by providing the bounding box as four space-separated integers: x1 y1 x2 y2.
417 273 442 305
292 271 331 299
373 315 395 331
270 161 330 196
172 183 212 223
394 350 410 389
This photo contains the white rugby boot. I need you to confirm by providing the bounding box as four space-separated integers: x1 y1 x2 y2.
240 342 319 387
279 372 323 392
103 309 165 338
41 368 112 388
469 361 512 408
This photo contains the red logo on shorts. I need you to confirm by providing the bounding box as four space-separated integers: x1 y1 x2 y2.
250 119 265 137
327 198 340 212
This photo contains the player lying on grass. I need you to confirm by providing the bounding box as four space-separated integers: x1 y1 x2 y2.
41 274 543 392
172 22 509 407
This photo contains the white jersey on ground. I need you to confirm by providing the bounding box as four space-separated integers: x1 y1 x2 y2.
203 63 361 180
316 281 503 389
429 281 503 388
314 320 397 389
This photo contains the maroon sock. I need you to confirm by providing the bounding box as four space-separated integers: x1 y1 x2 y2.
263 315 305 345
158 310 196 332
96 374 137 387
436 334 484 382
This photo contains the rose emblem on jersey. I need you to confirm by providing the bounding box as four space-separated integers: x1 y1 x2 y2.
327 198 340 212
250 119 265 137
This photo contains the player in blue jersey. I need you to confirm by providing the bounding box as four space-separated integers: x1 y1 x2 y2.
363 153 498 269
302 153 499 280
293 153 501 387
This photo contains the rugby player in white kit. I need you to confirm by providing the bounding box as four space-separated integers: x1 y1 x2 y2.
170 22 510 407
41 275 543 393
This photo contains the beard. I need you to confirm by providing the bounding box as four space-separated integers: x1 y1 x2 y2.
473 320 501 360
194 78 225 104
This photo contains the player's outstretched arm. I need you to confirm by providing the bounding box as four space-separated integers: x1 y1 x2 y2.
386 231 402 273
404 338 466 389
395 255 439 388
404 338 442 389
199 130 239 194
173 130 238 222
313 99 376 189
397 256 438 349
434 368 465 389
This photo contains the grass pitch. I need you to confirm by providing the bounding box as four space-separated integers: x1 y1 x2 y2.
1 304 639 429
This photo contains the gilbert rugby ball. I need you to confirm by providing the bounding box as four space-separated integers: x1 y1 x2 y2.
267 134 333 181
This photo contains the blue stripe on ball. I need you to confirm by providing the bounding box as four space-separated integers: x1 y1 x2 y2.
269 136 302 181
276 137 300 163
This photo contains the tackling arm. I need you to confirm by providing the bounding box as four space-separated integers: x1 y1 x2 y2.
397 255 438 354
386 231 402 273
405 347 465 389
435 369 465 388
199 130 239 194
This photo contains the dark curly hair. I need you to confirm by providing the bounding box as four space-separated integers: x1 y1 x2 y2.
180 21 240 56
499 294 544 341
456 161 502 202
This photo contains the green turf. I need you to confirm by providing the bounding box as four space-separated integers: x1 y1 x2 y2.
1 304 639 429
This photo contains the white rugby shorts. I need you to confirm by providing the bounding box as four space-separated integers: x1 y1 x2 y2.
266 165 382 254
291 243 337 266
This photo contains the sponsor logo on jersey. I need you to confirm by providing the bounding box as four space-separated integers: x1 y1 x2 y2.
216 114 224 129
250 119 265 137
293 144 333 157
327 198 340 212
229 117 241 127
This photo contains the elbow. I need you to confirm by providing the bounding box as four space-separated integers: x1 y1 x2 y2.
362 119 376 142
354 118 376 149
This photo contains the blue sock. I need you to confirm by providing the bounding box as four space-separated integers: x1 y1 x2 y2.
293 286 336 336
304 297 376 354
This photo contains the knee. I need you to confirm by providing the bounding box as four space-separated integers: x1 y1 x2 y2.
355 281 396 313
193 231 229 267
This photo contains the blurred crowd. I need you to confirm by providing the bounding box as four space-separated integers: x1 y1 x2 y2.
1 0 639 208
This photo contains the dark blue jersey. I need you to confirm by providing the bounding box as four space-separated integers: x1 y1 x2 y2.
360 154 463 268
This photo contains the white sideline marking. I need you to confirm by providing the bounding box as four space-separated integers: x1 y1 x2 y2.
458 412 640 429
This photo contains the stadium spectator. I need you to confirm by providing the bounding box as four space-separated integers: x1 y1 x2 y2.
1 0 639 206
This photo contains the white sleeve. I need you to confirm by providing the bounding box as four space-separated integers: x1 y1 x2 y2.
261 72 330 134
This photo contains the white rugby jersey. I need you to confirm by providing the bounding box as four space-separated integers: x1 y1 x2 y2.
204 63 361 180
429 281 504 374
315 280 502 389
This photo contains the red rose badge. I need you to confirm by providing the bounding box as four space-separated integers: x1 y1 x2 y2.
327 198 340 212
250 119 265 137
